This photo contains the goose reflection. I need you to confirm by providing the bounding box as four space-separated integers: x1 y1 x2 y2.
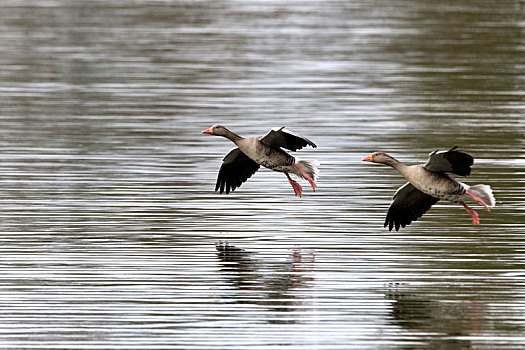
385 284 488 349
215 241 315 323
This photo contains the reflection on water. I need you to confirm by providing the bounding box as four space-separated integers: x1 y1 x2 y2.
0 0 524 348
386 285 486 349
216 242 315 324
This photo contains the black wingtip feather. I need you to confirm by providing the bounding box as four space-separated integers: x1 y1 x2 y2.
214 148 260 195
383 184 439 231
260 127 317 151
424 146 474 176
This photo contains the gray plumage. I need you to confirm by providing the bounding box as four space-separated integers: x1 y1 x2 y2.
203 125 319 195
363 147 494 231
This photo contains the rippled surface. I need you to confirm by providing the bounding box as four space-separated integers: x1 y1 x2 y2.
0 0 524 348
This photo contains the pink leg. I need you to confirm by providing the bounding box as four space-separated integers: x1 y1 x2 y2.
294 163 317 191
461 201 480 225
291 249 315 283
285 173 303 197
465 190 490 212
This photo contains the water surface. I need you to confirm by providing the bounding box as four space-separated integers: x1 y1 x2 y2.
0 0 524 348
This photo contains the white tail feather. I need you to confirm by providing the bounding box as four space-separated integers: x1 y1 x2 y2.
468 184 496 207
296 160 319 181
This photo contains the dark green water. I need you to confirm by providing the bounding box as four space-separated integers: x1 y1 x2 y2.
0 0 523 348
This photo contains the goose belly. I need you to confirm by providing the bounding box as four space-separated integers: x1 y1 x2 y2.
407 168 466 202
243 144 294 172
257 157 294 172
417 180 466 202
423 186 466 202
265 163 296 173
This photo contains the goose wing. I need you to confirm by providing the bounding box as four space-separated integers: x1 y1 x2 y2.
215 148 260 194
260 127 316 151
423 146 474 176
384 183 439 231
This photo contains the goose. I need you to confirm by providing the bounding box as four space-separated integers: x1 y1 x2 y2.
202 125 319 196
362 146 495 231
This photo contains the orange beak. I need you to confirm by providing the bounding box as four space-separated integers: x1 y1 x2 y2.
202 127 213 134
362 155 373 162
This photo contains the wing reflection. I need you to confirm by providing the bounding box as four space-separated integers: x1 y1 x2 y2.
215 241 315 323
385 283 488 348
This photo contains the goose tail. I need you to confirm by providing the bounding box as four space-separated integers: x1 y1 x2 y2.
468 184 496 208
296 159 320 181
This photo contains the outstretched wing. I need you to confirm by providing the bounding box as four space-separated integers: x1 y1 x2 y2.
215 148 260 194
384 183 439 231
259 127 317 151
423 146 474 176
